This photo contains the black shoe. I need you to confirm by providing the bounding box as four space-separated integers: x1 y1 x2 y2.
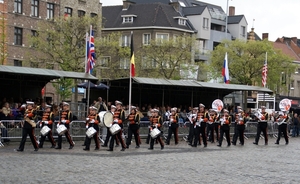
161 146 164 150
107 149 113 151
16 149 23 152
191 145 197 147
69 145 74 149
126 145 129 149
121 148 125 151
145 142 149 144
217 144 221 147
265 143 268 145
51 145 56 148
227 144 231 147
253 142 258 145
166 143 170 145
38 145 43 148
204 144 207 148
285 142 289 145
135 146 140 148
232 143 236 146
55 147 61 149
148 148 153 150
275 142 279 145
101 144 107 147
34 148 39 151
94 147 99 150
83 148 90 151
115 144 119 147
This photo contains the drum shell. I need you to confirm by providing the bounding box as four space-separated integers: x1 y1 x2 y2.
150 128 161 138
86 127 97 138
40 126 51 136
56 124 67 135
109 124 121 135
99 111 113 128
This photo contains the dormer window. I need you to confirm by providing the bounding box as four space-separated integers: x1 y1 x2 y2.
174 16 187 26
121 14 137 23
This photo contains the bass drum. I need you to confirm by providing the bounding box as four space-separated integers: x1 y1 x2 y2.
99 111 113 128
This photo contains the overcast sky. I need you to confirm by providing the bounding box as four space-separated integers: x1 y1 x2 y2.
100 0 300 41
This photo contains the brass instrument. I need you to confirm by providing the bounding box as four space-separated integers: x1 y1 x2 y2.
25 117 36 128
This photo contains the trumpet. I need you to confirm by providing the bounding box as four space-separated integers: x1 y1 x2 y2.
253 109 264 121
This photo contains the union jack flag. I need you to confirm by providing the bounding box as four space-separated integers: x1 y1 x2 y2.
86 26 96 74
262 52 268 87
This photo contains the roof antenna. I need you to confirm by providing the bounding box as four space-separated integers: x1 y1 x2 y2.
252 19 255 28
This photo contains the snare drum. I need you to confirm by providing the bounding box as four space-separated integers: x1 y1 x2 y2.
150 128 161 138
40 126 51 136
86 127 97 138
109 124 121 135
56 124 67 135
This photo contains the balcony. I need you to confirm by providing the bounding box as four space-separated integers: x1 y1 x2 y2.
211 30 232 42
195 48 209 61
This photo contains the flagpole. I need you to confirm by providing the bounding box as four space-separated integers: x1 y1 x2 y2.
129 31 133 113
87 25 92 113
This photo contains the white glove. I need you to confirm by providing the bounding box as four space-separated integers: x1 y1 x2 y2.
200 118 204 122
113 119 118 123
170 118 174 122
86 118 90 121
61 120 66 123
90 119 95 123
239 118 243 121
44 121 48 124
86 125 88 129
57 124 59 128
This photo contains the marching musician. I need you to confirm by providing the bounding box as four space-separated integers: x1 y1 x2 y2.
146 109 154 144
102 105 116 147
16 101 39 152
232 106 242 145
55 102 74 150
83 106 100 151
108 101 126 151
189 107 199 147
126 106 141 149
253 106 269 145
38 105 56 148
275 111 289 145
232 109 246 146
166 107 179 145
217 109 231 147
207 109 218 143
148 108 164 150
198 103 208 147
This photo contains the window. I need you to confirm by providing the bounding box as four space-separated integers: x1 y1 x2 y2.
14 60 22 66
31 0 39 17
31 30 38 47
90 13 97 18
47 3 54 19
123 16 133 23
178 19 186 26
241 26 246 37
120 35 130 47
120 58 129 69
78 10 85 17
14 27 23 45
203 18 209 29
14 0 22 14
64 7 72 17
99 57 110 68
156 33 169 43
143 33 151 45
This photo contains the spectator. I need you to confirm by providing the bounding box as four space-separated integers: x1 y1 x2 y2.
292 113 299 137
11 103 22 120
1 102 12 120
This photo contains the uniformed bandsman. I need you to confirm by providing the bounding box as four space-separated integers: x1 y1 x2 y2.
126 106 141 149
39 105 56 148
166 107 179 145
253 106 269 145
83 106 101 151
148 108 164 150
217 109 231 147
232 109 246 146
275 111 289 145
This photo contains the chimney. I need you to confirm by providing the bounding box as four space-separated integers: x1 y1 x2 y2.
262 33 269 40
229 6 235 16
123 0 135 10
248 28 255 41
291 37 298 43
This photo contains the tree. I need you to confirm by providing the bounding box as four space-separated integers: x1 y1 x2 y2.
208 39 296 92
138 34 196 79
52 78 73 101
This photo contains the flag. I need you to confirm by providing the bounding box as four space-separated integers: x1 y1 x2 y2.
262 52 268 87
86 26 96 74
222 52 230 84
130 32 135 77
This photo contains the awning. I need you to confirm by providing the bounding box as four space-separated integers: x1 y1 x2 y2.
0 65 98 81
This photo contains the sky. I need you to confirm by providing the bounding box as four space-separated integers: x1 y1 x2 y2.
100 0 300 41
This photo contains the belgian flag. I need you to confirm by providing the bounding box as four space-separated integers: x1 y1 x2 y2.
130 32 135 77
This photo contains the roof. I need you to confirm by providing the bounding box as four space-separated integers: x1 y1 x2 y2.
0 65 98 80
130 77 273 93
227 15 244 24
182 6 206 16
272 42 300 61
102 3 194 32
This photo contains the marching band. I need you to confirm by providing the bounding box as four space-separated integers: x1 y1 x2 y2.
12 98 293 152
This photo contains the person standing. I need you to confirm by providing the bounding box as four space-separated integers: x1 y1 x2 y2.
148 109 164 150
166 107 179 145
232 109 246 146
108 101 126 151
275 111 289 145
292 113 299 137
55 102 74 149
102 105 116 147
218 109 231 147
146 109 154 144
16 101 39 152
38 105 56 148
253 106 269 145
207 109 217 143
126 106 141 149
94 97 108 113
83 106 100 151
198 103 208 147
